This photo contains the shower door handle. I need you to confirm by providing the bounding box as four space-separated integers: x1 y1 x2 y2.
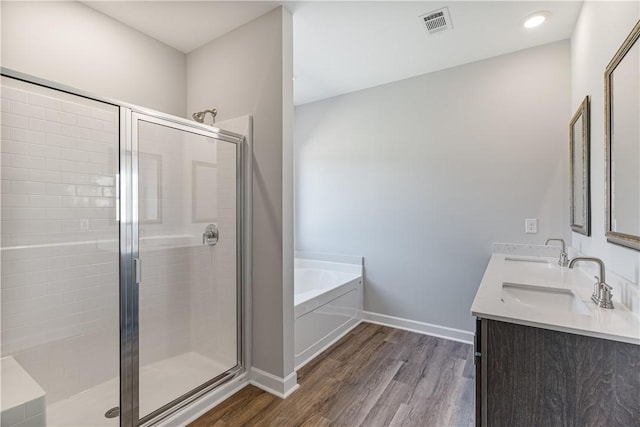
134 258 142 284
202 224 219 246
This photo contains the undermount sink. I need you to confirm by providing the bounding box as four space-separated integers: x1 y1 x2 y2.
501 282 592 316
504 256 550 265
503 257 564 285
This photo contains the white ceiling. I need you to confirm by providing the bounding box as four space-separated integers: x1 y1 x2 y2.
291 1 582 104
83 1 583 106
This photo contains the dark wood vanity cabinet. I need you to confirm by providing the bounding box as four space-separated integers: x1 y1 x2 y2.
474 318 640 427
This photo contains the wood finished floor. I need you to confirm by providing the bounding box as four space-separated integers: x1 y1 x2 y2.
190 323 475 427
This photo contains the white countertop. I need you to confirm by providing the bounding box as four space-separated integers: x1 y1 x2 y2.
471 253 640 345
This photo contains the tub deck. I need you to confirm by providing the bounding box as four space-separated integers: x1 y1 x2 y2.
294 258 363 369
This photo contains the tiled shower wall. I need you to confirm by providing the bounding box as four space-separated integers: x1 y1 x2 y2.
137 121 192 367
138 125 238 370
1 77 240 405
186 138 238 369
0 78 120 403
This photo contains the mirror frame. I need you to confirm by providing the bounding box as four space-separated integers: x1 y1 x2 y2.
569 96 591 236
604 20 640 251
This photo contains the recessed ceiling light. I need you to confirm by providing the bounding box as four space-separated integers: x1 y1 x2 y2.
523 11 551 29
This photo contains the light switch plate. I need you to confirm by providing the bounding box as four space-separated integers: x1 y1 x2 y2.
525 218 538 234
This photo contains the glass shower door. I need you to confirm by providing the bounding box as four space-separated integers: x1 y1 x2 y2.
0 75 120 427
133 114 240 421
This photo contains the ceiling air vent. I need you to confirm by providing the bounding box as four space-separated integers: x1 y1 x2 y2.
419 7 453 35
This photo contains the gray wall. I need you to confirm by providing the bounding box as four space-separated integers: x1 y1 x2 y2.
295 41 571 333
187 7 295 379
571 1 640 283
0 1 186 117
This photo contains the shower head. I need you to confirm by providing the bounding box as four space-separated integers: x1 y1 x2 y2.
192 108 217 124
192 111 206 123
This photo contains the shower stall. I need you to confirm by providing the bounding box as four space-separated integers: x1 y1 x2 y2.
0 70 246 426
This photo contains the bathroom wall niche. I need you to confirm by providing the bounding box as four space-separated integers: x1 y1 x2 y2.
569 96 590 236
605 19 640 251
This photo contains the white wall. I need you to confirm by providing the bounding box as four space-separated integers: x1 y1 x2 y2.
187 7 295 379
295 41 571 333
571 1 640 285
1 1 186 117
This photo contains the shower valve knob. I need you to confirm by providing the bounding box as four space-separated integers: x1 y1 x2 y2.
202 224 219 246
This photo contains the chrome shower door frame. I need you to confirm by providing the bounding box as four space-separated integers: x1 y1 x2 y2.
125 111 246 426
0 68 247 427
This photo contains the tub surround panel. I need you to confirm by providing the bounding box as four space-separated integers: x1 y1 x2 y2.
295 291 362 369
294 257 363 369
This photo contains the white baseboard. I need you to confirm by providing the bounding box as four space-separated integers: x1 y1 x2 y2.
158 374 249 426
158 367 299 425
362 311 474 344
249 367 299 399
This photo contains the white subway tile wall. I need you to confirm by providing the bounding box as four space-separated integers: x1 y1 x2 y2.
1 77 120 404
189 141 238 368
137 121 238 414
136 121 194 371
1 77 240 419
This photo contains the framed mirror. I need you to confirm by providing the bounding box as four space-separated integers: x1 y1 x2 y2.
605 20 640 251
570 96 591 236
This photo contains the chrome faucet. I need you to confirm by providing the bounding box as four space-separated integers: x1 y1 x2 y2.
545 238 569 267
568 257 614 309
